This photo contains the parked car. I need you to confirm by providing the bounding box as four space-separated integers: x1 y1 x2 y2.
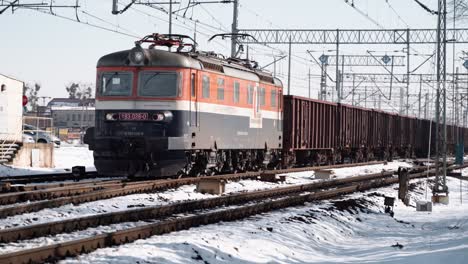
22 133 35 143
23 124 61 147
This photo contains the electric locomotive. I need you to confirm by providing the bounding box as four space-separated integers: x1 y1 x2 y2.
84 34 283 177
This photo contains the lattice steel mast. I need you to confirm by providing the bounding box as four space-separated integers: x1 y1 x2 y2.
433 0 449 199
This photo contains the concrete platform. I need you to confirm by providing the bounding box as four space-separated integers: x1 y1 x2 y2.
314 169 336 180
12 143 54 168
416 201 433 212
432 195 449 205
196 178 226 195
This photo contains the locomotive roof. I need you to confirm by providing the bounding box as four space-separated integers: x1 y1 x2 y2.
97 48 283 86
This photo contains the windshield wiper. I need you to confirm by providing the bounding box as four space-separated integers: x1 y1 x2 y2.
142 72 161 88
103 72 120 92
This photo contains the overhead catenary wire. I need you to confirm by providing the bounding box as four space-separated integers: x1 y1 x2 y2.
21 7 141 38
344 0 385 29
385 0 410 28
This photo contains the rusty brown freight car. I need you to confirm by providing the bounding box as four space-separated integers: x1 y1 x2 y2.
282 95 467 167
282 95 337 166
336 103 373 161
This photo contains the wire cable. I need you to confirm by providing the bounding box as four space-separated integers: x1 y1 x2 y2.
385 0 410 28
344 0 385 29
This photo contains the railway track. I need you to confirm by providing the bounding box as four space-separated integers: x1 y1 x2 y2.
0 171 102 185
0 161 386 187
0 161 386 218
0 163 465 264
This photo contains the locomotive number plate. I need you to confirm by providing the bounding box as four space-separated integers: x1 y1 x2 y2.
119 112 149 121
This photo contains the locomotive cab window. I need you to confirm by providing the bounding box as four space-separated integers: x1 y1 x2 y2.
100 72 132 96
138 71 179 97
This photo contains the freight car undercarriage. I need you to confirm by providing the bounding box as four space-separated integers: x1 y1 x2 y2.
285 145 415 167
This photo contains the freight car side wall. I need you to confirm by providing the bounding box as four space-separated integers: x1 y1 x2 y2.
282 94 467 163
283 96 336 151
337 104 372 149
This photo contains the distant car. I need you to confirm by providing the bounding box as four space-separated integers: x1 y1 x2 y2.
22 133 35 143
23 124 61 147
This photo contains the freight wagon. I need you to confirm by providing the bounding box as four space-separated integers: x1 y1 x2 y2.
282 95 468 166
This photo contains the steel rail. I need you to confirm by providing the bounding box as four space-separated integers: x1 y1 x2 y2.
0 161 385 217
0 171 101 185
2 164 466 264
0 166 432 243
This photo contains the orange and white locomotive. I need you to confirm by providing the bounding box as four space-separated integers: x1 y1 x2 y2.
85 34 283 177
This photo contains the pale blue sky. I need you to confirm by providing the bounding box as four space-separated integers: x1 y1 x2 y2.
0 0 466 114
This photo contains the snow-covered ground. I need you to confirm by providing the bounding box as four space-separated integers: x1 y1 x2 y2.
2 145 465 263
60 169 468 264
0 161 414 255
0 144 94 177
0 161 412 232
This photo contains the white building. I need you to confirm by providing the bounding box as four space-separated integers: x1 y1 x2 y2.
0 74 24 143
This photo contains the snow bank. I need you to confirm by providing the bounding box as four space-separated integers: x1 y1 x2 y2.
0 145 94 177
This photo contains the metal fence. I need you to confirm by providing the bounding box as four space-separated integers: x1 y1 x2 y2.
22 116 55 144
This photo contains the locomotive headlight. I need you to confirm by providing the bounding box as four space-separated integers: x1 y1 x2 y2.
134 51 144 62
153 113 165 121
129 45 147 65
106 113 118 121
152 111 173 123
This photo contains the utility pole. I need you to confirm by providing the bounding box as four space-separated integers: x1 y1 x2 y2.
273 56 277 78
169 0 173 35
424 93 429 120
418 74 423 118
320 63 328 101
455 67 459 142
193 21 198 43
400 87 404 114
352 73 355 105
379 94 382 110
336 30 341 103
341 55 345 103
433 0 449 203
308 68 311 98
406 30 411 115
287 37 292 95
365 86 368 108
231 0 239 58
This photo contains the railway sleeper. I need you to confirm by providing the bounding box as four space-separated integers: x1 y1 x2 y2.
0 168 425 244
1 166 466 264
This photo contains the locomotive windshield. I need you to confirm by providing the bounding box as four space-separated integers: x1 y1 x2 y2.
138 71 179 97
100 72 132 96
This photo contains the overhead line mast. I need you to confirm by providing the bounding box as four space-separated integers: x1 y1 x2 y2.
231 0 239 58
433 0 449 203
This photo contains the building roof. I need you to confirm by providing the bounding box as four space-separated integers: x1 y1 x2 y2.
47 98 95 107
51 106 96 111
0 73 24 84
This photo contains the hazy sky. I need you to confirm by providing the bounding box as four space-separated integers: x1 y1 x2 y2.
0 0 466 113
